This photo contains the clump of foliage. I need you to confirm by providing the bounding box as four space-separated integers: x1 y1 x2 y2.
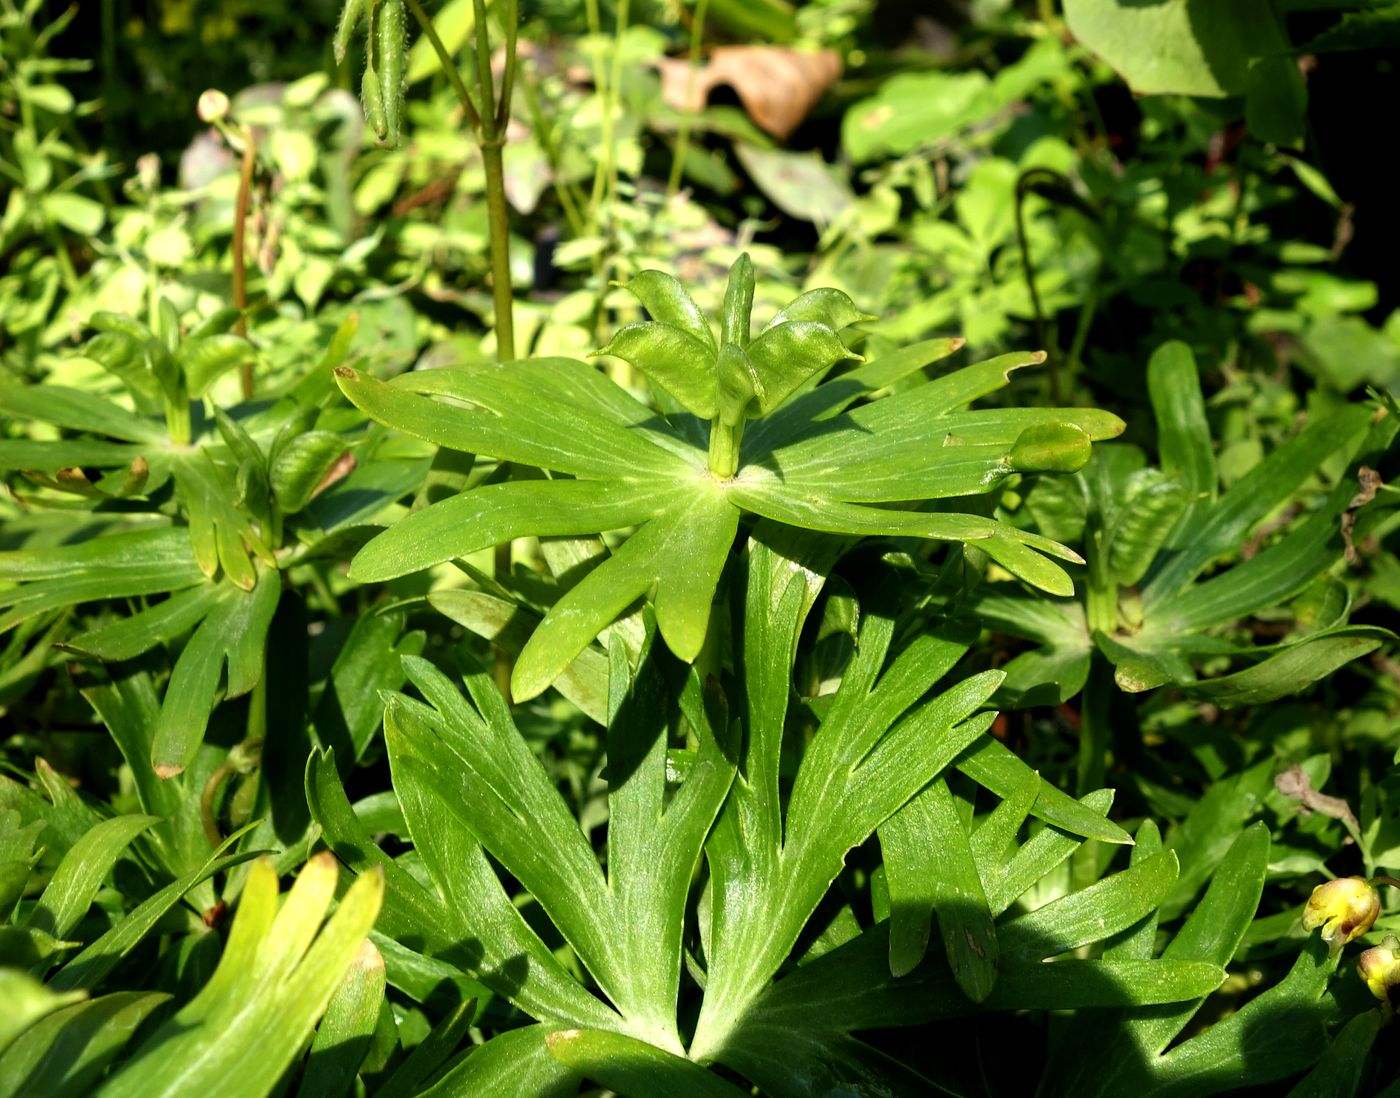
3 0 1400 1094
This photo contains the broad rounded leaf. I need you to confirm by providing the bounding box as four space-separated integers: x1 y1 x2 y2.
745 320 860 415
764 286 874 333
592 322 718 419
621 271 716 351
42 193 105 236
270 431 349 514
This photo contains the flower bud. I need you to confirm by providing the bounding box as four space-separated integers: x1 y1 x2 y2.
1357 934 1400 1003
135 153 161 195
198 89 230 123
1301 876 1381 954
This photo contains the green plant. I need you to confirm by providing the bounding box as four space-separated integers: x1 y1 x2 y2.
983 340 1394 709
4 0 1400 1093
0 0 114 372
336 257 1120 699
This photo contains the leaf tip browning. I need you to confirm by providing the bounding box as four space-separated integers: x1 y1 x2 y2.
351 938 385 971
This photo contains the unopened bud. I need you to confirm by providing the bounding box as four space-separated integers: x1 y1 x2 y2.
198 89 230 123
135 153 161 195
1357 934 1400 1003
1301 876 1381 954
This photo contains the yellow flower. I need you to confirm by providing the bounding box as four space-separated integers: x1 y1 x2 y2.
1357 935 1400 1003
1300 877 1380 954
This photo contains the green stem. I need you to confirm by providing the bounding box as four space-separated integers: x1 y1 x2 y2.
471 0 499 134
165 394 191 447
405 0 516 361
707 419 742 479
475 0 517 361
1084 532 1117 636
1063 285 1098 399
1014 169 1053 401
603 0 630 212
582 0 610 221
495 0 520 134
43 220 79 293
481 140 516 362
1075 658 1111 796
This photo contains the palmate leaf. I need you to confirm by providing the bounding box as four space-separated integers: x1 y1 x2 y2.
381 623 735 1051
701 755 1212 1098
335 335 1119 699
304 529 1142 1095
687 530 1133 1072
63 566 281 778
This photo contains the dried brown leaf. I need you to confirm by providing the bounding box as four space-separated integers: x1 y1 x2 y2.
655 47 841 141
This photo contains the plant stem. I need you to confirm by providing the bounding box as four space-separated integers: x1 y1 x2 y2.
1084 531 1117 636
707 420 742 478
471 0 499 132
474 0 519 361
582 0 609 221
403 0 516 361
602 0 630 213
1014 168 1052 402
481 140 516 362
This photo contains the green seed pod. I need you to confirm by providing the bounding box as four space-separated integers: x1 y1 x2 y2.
361 1 387 141
378 0 406 146
361 66 387 140
333 0 366 66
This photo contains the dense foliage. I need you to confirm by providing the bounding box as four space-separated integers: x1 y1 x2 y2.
3 0 1399 1094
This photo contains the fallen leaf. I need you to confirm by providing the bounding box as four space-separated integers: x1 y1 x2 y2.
655 47 841 141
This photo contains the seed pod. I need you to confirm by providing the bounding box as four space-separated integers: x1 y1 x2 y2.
361 0 387 140
333 0 366 66
361 66 387 140
378 0 406 146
